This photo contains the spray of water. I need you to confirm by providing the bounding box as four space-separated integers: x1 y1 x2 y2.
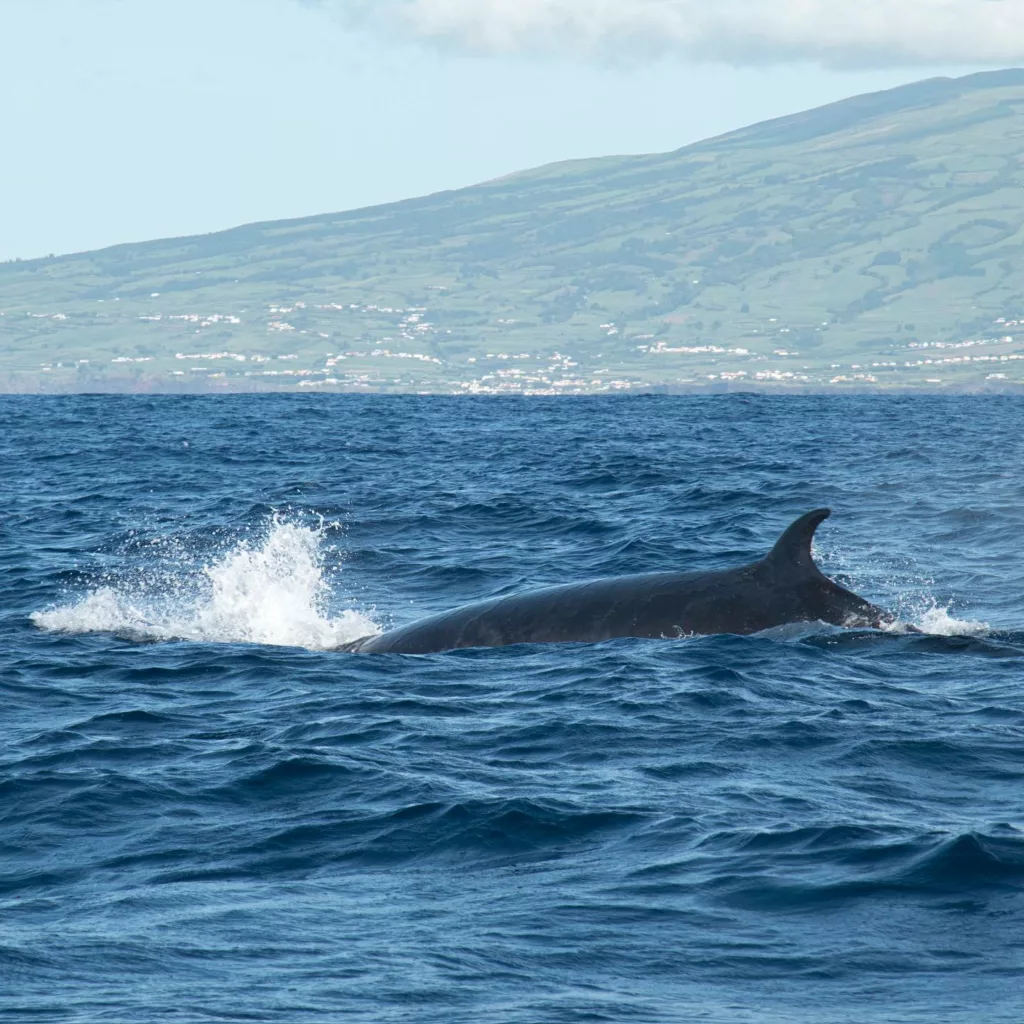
812 539 990 638
31 517 379 651
904 603 989 637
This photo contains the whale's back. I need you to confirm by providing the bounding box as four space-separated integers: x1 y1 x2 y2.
342 509 892 655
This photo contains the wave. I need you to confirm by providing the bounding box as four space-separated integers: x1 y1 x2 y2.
30 516 378 651
144 797 646 881
714 829 1024 910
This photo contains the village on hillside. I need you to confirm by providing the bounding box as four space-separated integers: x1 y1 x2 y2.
3 295 1023 394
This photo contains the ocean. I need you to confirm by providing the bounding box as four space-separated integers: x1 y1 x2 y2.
2 394 1023 1023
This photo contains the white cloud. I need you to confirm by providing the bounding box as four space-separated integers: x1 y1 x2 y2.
320 0 1024 68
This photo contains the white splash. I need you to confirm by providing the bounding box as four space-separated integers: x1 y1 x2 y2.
31 518 379 651
813 537 991 639
912 605 990 637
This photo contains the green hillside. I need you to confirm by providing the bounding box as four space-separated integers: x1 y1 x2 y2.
4 68 1024 393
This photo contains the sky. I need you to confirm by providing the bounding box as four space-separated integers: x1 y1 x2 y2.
2 0 1016 262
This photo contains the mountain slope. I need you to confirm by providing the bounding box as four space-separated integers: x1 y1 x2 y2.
3 69 1024 392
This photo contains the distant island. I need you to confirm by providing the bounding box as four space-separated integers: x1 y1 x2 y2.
3 68 1024 395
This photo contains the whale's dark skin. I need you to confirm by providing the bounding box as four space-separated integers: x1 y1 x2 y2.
341 509 899 655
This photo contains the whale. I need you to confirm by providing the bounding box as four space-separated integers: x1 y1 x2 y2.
340 508 899 654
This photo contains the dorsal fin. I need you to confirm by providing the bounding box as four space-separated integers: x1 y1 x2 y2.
763 508 831 574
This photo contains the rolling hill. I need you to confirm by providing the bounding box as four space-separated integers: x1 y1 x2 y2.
3 68 1024 393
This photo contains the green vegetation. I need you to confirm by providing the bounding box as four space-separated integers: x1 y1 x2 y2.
4 69 1024 393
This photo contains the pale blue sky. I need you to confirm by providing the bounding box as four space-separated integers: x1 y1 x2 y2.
1 0 991 261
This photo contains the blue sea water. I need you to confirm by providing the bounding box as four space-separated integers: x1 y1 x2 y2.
2 394 1023 1023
